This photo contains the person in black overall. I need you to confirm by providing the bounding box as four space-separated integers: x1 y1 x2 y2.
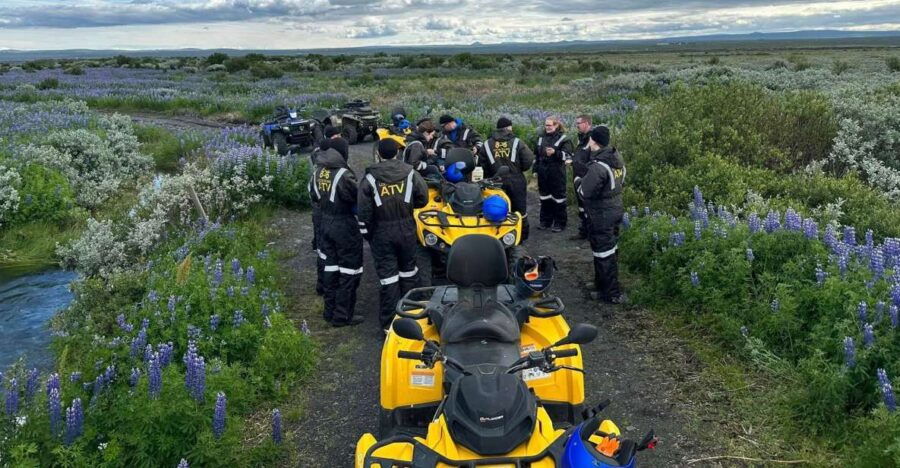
533 116 575 233
358 139 429 329
309 130 350 296
577 125 626 304
403 118 438 173
477 117 535 241
310 145 365 327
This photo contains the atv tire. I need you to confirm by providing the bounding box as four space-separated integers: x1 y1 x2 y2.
378 408 396 439
273 132 289 155
372 143 382 164
312 125 324 147
356 128 368 144
341 125 358 145
260 130 272 148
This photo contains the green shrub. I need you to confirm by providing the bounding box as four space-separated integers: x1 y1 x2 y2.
37 77 59 90
205 52 229 66
831 60 852 75
887 56 900 73
249 63 284 79
224 57 250 73
64 65 84 75
5 164 75 225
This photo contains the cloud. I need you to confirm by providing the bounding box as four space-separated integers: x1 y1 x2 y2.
423 17 460 30
345 17 399 38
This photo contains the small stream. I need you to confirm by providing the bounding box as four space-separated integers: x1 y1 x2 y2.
0 270 78 371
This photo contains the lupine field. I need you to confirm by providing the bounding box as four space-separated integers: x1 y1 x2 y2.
0 46 899 465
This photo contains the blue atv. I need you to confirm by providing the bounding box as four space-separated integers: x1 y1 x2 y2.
260 106 323 155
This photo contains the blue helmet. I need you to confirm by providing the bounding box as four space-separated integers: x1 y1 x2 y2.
483 195 509 223
445 161 466 183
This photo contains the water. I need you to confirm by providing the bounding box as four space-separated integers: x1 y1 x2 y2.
0 270 78 371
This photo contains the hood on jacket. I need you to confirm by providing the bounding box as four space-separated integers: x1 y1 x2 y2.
368 158 412 181
314 147 347 169
490 128 516 141
590 146 623 169
406 131 429 144
327 137 350 162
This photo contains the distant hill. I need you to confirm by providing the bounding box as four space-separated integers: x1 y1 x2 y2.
2 29 898 61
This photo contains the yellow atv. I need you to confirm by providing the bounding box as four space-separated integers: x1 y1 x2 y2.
373 126 410 163
377 235 584 437
416 149 523 283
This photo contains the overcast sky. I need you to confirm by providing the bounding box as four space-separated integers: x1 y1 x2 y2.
0 0 898 50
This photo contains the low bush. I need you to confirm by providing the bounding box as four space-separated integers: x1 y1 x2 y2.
621 187 900 462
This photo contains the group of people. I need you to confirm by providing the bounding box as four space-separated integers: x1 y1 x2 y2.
308 112 626 330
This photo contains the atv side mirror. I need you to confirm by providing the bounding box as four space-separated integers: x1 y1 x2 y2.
393 318 425 341
553 323 598 347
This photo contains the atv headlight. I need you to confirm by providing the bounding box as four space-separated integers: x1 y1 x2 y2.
502 232 517 246
424 232 438 246
282 126 290 131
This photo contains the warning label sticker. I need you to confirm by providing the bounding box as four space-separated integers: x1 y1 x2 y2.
411 371 435 387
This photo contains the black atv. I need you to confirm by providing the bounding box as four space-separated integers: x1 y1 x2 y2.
260 106 323 155
320 99 380 144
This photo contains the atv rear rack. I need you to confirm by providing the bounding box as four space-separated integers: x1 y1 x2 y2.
417 211 519 229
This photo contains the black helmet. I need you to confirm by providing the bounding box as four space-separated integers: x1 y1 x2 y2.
512 256 556 297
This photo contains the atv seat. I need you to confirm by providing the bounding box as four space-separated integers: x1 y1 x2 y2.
445 182 484 216
437 235 520 345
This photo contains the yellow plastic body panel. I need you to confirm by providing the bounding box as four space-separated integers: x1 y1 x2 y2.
380 311 584 410
375 128 409 148
355 410 565 468
415 187 522 249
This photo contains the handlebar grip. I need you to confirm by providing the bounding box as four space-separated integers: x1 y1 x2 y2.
553 348 578 359
398 351 424 360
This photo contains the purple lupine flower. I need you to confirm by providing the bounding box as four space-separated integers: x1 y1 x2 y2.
690 271 700 287
301 320 310 335
69 372 81 383
878 368 891 387
784 209 801 231
141 318 149 329
272 409 283 444
65 398 83 445
168 295 177 313
843 336 856 367
802 218 818 239
116 314 134 333
6 378 19 416
883 383 897 412
144 343 154 363
876 301 886 323
246 266 256 285
644 206 651 217
46 373 60 399
809 254 826 279
824 225 837 250
178 459 189 468
893 284 900 307
871 247 885 279
184 344 206 403
261 303 270 318
187 325 201 340
233 310 245 327
148 352 162 399
158 342 174 367
890 305 899 328
693 186 704 209
227 286 235 297
148 290 158 302
763 210 780 233
241 286 249 296
746 248 755 262
748 213 761 234
844 226 856 246
622 212 630 229
863 323 875 348
213 392 227 438
48 388 61 436
771 298 780 312
866 229 874 250
838 251 850 278
858 302 868 325
669 232 683 247
131 327 148 358
129 368 141 388
231 258 241 276
210 313 222 331
740 326 749 337
25 368 39 402
213 260 224 287
693 221 702 240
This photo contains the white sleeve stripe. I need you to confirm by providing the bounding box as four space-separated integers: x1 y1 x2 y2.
403 169 415 204
554 135 567 147
366 173 382 207
329 168 347 203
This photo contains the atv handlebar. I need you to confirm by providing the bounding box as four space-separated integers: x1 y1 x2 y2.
397 351 424 360
550 348 578 359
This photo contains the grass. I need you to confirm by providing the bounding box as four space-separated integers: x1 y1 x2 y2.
134 124 204 173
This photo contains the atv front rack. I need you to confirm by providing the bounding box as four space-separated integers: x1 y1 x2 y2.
418 211 519 230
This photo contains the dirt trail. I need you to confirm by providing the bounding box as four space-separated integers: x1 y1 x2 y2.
126 113 728 466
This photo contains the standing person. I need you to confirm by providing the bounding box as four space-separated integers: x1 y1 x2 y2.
534 116 574 233
403 118 438 172
358 139 429 330
323 126 350 161
436 114 483 151
571 114 593 240
478 117 535 241
577 125 626 304
311 143 365 327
